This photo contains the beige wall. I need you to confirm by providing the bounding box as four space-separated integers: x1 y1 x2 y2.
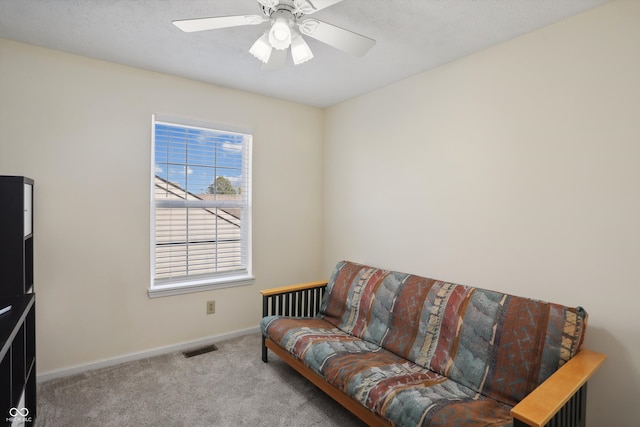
0 39 324 373
324 1 639 425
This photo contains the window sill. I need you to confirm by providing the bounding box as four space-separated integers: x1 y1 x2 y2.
148 275 255 298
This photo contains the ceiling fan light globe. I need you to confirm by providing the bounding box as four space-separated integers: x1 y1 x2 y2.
269 19 292 50
249 33 272 63
291 36 314 65
273 28 289 41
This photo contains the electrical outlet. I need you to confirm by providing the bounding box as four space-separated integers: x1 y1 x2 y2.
206 300 215 314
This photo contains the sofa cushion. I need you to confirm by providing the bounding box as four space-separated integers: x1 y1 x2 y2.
261 316 514 427
318 261 588 406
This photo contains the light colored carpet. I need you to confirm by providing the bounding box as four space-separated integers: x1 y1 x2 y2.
37 333 366 427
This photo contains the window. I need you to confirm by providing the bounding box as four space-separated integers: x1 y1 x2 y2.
150 115 253 297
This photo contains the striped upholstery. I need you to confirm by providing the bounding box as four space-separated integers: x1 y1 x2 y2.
261 261 588 426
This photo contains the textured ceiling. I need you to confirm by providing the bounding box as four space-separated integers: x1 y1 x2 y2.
0 0 609 107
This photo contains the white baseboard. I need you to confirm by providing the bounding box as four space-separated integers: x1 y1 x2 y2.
37 326 260 383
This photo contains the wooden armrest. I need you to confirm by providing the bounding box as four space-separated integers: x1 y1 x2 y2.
511 349 606 427
260 280 328 297
260 281 329 362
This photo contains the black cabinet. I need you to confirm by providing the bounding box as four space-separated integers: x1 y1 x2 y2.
0 176 36 424
0 295 35 425
0 176 34 296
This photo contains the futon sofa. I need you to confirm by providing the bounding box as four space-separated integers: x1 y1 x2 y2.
260 261 605 427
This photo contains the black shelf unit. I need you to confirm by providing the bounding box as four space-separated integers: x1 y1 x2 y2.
0 295 35 425
0 176 36 425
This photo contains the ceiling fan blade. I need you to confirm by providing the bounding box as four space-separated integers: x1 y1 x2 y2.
299 19 375 57
262 48 288 71
257 0 279 9
173 15 265 32
302 0 344 14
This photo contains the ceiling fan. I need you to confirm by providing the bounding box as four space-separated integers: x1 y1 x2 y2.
172 0 376 68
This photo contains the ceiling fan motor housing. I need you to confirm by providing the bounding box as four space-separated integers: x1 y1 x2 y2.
261 1 305 20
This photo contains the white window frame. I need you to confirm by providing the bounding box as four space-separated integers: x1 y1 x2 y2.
149 114 253 298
